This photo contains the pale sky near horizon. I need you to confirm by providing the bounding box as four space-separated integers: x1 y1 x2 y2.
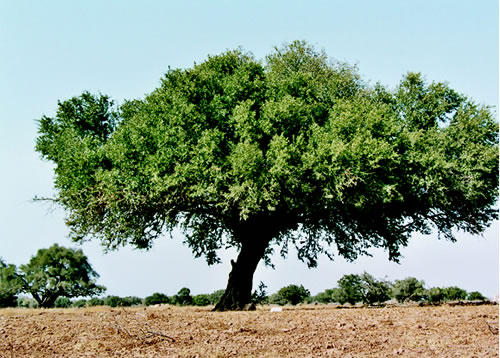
1 0 498 298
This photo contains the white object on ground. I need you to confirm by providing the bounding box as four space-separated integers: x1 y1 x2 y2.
270 307 283 312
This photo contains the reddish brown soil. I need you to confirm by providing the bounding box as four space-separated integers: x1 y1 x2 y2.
0 304 497 357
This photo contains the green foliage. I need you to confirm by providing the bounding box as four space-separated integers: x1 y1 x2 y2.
268 293 287 306
311 288 340 304
0 259 21 308
35 42 498 309
467 291 486 301
208 289 225 305
172 287 192 306
337 274 364 305
17 297 38 308
16 244 105 308
72 299 88 308
442 286 468 301
425 287 444 303
87 297 105 306
54 297 71 308
251 281 268 304
144 292 170 306
104 296 123 307
275 284 310 305
35 42 498 269
360 272 392 305
192 294 211 306
392 277 426 303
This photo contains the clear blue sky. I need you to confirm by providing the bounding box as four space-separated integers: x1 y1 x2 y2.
1 0 498 298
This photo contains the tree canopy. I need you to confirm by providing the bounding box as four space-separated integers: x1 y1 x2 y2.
36 41 498 310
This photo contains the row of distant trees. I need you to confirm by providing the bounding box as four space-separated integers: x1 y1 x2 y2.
0 244 489 309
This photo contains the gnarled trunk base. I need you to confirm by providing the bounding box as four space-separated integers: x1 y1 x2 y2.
213 237 268 311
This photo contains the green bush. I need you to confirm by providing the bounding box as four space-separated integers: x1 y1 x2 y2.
72 299 87 308
337 274 364 305
145 292 170 306
467 291 486 301
426 287 444 303
208 289 225 305
192 294 211 306
442 286 467 301
17 297 38 308
87 297 104 306
54 297 72 308
104 295 123 307
360 273 392 305
312 289 336 304
268 292 287 305
0 259 21 308
172 288 192 306
392 277 426 303
275 284 310 305
121 296 143 306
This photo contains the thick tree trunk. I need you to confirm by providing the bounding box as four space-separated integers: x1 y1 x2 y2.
213 234 270 311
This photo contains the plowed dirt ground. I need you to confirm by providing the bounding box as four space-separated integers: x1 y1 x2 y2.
0 304 497 357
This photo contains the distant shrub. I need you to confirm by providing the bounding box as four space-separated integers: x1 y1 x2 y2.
145 292 170 306
360 272 392 305
87 297 104 306
426 287 444 303
172 288 192 306
337 274 364 305
392 277 426 303
268 292 287 306
104 296 123 307
72 299 87 308
442 286 467 301
208 290 225 305
17 297 38 308
0 259 21 308
122 296 143 306
275 284 310 305
312 289 335 304
467 291 486 301
54 297 71 308
192 294 211 306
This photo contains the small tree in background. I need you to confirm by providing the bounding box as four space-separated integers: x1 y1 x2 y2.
313 288 338 304
426 287 444 303
360 272 392 305
87 297 104 306
442 286 468 301
0 259 21 308
16 244 105 308
54 297 71 308
208 289 225 305
172 287 193 306
145 292 170 306
392 277 426 303
72 299 87 308
467 291 486 301
337 274 364 305
275 284 310 305
104 296 123 307
192 294 211 306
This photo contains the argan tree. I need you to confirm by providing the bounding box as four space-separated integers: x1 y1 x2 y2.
17 244 105 308
35 41 498 311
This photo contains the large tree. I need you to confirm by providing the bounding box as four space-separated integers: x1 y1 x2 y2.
35 41 498 311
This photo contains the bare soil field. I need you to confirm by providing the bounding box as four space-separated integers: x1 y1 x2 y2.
0 304 497 357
